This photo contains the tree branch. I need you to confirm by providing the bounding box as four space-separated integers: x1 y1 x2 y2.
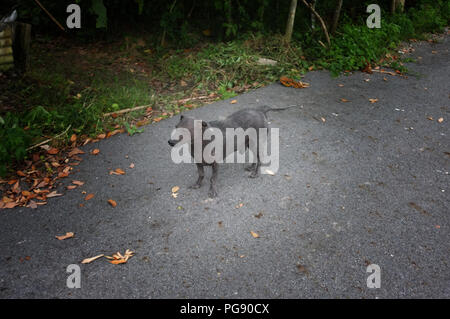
300 0 330 47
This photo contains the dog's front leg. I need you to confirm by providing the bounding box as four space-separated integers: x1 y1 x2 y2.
208 162 218 198
189 163 204 189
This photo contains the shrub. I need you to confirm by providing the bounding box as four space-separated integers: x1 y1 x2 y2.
0 114 31 176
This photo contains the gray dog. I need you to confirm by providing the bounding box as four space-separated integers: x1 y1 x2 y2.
168 105 296 198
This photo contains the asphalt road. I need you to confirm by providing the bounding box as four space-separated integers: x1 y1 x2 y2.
1 35 449 299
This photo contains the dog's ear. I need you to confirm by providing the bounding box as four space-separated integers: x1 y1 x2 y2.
202 121 208 128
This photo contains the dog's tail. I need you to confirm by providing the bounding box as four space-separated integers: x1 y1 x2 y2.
257 104 298 114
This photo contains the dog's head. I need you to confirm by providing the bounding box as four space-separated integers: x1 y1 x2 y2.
168 115 208 147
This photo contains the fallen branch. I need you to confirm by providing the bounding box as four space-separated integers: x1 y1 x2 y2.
176 95 211 104
33 0 65 32
301 0 331 47
103 104 152 117
26 125 71 151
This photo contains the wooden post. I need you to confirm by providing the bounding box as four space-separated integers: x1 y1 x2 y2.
0 25 14 71
12 22 32 72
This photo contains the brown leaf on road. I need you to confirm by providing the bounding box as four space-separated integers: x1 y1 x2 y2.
70 134 77 143
109 259 127 264
67 185 77 190
340 98 350 102
85 193 95 201
171 186 180 193
81 254 104 264
47 191 63 198
296 264 309 274
91 149 100 155
369 98 378 103
106 249 134 264
55 232 74 240
437 117 444 123
230 99 237 104
97 133 106 139
129 163 135 169
107 199 117 207
250 231 260 238
72 180 84 186
110 168 126 175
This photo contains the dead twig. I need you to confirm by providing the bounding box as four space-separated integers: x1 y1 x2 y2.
33 0 65 32
103 104 152 117
301 0 331 47
26 125 71 151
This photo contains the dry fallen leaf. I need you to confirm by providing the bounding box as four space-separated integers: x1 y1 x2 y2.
250 231 260 238
81 254 104 264
17 170 26 177
171 186 180 193
437 117 444 123
55 232 74 240
72 180 84 186
68 148 85 157
67 185 77 190
230 100 237 104
91 149 100 155
70 134 77 143
85 193 95 201
369 98 378 103
46 191 63 198
108 199 117 207
106 249 134 264
340 98 350 102
129 163 135 169
110 168 126 175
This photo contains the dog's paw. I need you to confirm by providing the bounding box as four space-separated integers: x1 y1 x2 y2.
245 164 256 172
208 188 218 198
248 171 259 178
189 183 201 189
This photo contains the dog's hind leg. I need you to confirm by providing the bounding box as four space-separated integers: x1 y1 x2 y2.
248 152 260 178
189 164 205 189
208 163 218 198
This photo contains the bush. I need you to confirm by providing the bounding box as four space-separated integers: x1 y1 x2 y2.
0 114 31 176
409 3 447 34
310 22 401 76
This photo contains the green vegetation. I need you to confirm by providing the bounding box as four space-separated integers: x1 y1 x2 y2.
0 0 448 176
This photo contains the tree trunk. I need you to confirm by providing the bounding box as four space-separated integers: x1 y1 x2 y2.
284 0 298 43
391 0 405 14
331 0 343 34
